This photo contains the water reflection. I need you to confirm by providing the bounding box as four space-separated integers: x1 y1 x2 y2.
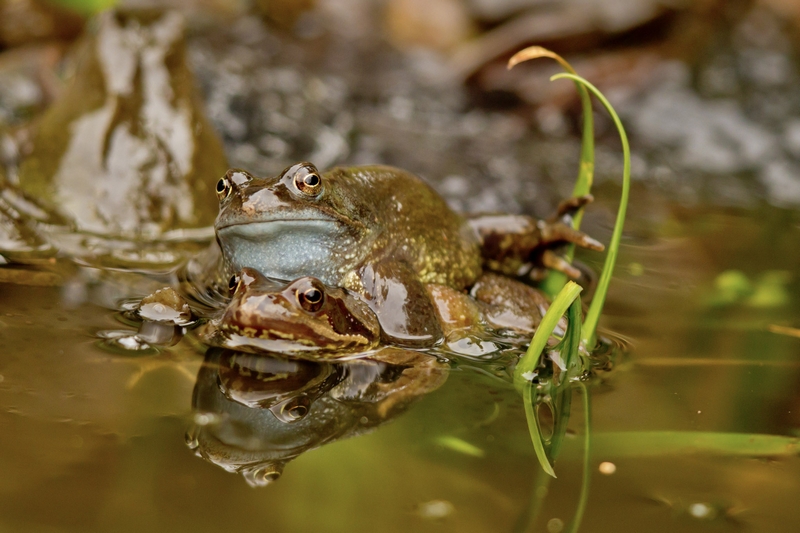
187 347 447 486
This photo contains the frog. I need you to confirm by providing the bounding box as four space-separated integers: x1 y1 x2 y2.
209 162 602 347
14 8 228 239
201 267 382 357
203 266 558 360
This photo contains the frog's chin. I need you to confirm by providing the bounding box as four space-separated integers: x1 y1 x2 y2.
217 219 349 284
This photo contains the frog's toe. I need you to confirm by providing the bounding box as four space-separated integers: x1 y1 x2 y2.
538 221 605 251
541 250 582 279
555 194 594 218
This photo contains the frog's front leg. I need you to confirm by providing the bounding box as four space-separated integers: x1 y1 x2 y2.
467 195 603 280
359 261 444 348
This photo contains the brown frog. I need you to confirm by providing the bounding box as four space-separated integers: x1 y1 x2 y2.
207 162 601 346
202 267 381 358
204 266 557 359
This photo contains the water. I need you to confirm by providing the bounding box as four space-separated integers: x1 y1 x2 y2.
3 1 800 531
1 190 798 532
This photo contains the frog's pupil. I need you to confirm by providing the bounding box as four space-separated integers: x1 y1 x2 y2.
228 275 238 292
305 289 322 303
216 179 226 193
304 173 319 187
288 405 307 418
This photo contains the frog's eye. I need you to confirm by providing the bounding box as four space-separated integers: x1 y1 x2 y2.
228 274 239 293
293 165 322 196
297 284 324 312
216 177 232 200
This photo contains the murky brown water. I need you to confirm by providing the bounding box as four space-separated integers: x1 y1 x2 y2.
2 1 800 531
2 188 799 532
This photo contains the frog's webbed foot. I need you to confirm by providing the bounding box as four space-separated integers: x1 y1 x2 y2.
468 195 604 280
360 261 444 348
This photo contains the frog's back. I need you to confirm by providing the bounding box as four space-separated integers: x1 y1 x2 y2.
330 165 482 289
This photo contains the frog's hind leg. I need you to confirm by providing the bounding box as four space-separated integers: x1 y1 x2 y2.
359 261 444 348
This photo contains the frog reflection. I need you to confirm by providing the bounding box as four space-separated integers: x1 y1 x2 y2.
187 348 447 486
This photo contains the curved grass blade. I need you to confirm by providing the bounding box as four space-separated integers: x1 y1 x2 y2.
523 384 556 477
514 281 583 390
550 73 631 350
507 47 595 296
516 281 583 477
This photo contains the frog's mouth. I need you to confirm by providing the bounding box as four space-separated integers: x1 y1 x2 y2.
216 218 340 235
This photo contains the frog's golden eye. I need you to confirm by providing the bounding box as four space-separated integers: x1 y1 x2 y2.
297 285 324 312
293 165 322 196
228 274 239 293
216 177 232 200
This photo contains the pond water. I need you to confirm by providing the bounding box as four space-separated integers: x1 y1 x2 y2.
2 187 798 532
2 1 800 532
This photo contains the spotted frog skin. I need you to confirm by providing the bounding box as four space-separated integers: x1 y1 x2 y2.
210 162 601 347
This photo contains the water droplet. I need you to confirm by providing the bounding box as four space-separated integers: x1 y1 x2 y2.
546 518 564 533
688 502 717 520
598 462 616 475
415 500 454 520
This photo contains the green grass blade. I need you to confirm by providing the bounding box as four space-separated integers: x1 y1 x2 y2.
516 281 583 477
523 384 557 477
566 383 592 533
508 47 595 297
514 281 583 390
546 383 573 463
550 73 631 350
588 431 800 458
561 297 583 375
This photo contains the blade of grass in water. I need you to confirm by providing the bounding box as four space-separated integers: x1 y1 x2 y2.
514 281 583 390
587 431 800 458
507 48 595 297
523 385 556 477
549 73 631 350
565 383 592 533
516 281 583 477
